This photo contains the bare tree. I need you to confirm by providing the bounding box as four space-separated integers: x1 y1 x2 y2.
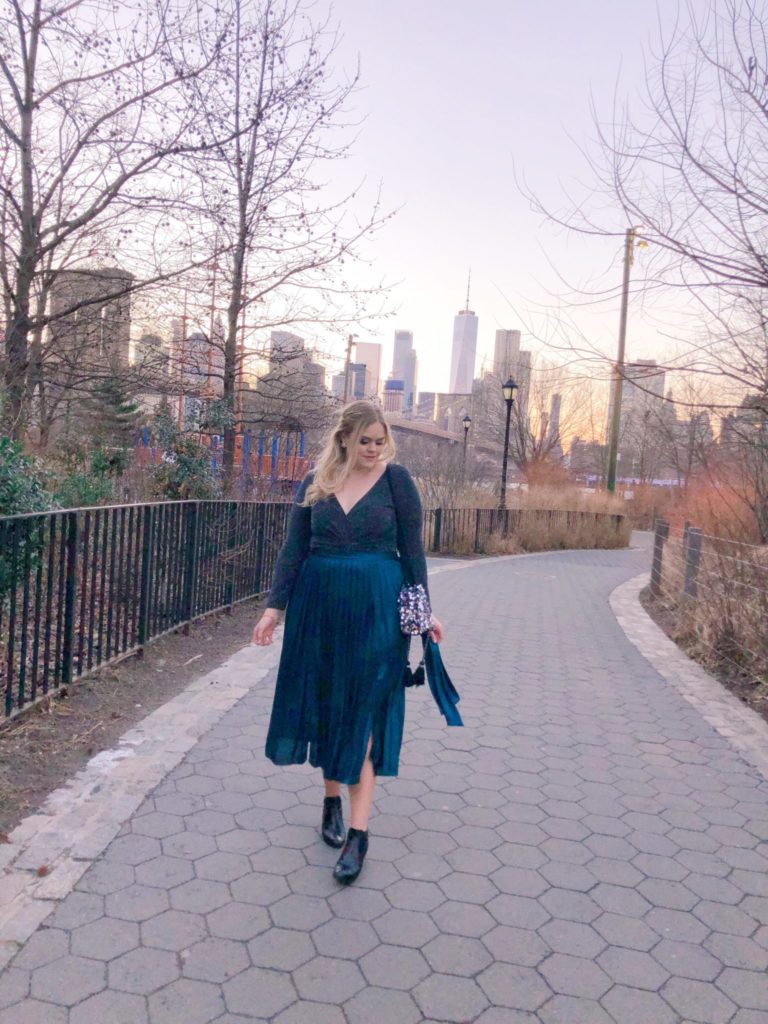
0 0 231 438
184 0 390 482
523 0 768 408
395 434 493 508
472 358 595 481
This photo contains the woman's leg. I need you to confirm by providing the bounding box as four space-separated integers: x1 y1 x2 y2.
348 738 375 830
324 778 342 798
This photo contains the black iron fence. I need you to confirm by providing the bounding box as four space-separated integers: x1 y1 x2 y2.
1 501 290 719
1 499 627 720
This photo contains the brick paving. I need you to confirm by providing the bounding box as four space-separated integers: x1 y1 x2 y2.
3 537 768 1022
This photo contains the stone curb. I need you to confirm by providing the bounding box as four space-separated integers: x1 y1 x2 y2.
611 572 768 784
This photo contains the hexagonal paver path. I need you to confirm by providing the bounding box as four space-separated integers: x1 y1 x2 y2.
5 535 768 1022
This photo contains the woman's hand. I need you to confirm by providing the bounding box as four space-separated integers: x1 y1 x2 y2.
429 615 444 644
252 609 280 646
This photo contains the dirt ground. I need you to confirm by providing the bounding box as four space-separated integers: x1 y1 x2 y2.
640 587 768 727
0 599 264 837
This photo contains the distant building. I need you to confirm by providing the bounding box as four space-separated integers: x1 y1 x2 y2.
607 359 666 441
720 394 765 447
547 392 563 461
493 329 521 380
516 350 532 425
391 330 418 414
383 378 405 414
355 341 383 401
134 333 169 377
569 438 606 479
48 266 134 368
270 331 305 373
415 391 437 421
331 363 366 402
435 392 471 434
303 358 326 390
605 359 669 478
449 307 478 395
171 317 225 394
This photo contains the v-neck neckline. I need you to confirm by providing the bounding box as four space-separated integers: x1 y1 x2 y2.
333 466 388 518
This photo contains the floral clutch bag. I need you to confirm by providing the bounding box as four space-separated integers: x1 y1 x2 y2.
398 583 432 636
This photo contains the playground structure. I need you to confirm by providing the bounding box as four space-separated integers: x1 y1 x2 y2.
134 428 310 486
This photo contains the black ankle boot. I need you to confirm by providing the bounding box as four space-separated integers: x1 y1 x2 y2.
333 827 369 885
321 796 345 848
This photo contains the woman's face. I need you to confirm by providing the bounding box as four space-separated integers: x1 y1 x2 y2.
349 420 387 471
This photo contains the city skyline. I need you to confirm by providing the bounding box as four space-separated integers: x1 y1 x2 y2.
326 0 700 397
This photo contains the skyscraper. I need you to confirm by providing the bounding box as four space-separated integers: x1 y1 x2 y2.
391 329 418 414
383 378 405 413
493 329 521 379
449 275 478 395
269 331 305 373
355 341 382 401
332 363 367 401
606 359 666 442
547 392 563 461
516 350 532 425
48 267 134 368
393 330 413 370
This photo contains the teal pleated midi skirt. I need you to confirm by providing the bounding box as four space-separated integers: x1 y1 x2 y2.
265 552 409 785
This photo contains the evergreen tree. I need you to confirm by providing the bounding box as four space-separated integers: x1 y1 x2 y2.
84 374 142 450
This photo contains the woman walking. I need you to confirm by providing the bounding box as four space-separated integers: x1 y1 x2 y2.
252 401 443 885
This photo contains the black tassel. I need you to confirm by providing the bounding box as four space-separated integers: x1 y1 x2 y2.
403 660 426 688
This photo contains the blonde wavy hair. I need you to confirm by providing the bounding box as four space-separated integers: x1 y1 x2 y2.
303 401 396 505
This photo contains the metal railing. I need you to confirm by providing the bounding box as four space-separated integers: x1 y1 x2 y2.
1 499 627 720
1 501 290 719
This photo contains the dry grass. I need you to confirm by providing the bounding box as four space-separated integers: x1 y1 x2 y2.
432 507 631 558
632 477 764 544
651 525 768 696
484 512 632 556
516 485 626 515
434 483 628 516
641 475 768 690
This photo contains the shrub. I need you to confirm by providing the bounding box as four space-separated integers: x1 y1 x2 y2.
53 471 114 510
148 436 220 500
0 437 52 517
0 439 54 602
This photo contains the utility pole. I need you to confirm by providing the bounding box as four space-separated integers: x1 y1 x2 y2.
177 289 189 431
342 333 358 402
606 227 642 493
236 263 247 434
207 234 219 396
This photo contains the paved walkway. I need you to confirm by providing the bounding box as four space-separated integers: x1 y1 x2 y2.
3 537 768 1023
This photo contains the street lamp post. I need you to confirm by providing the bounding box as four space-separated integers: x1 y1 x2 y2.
499 377 518 510
462 414 471 477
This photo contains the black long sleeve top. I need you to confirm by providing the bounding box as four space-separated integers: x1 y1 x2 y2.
266 463 429 610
